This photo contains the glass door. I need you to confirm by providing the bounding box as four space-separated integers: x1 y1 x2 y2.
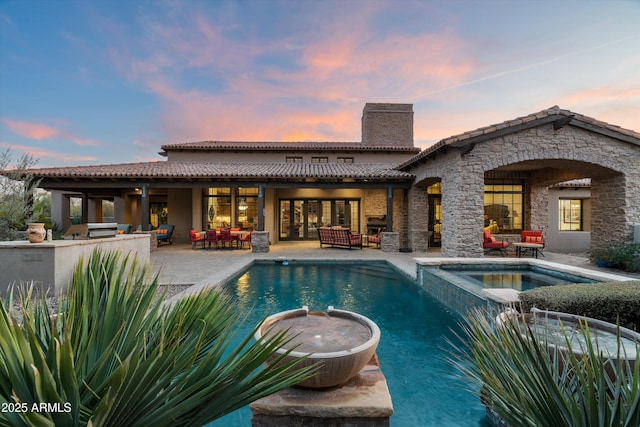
428 196 442 247
279 199 360 241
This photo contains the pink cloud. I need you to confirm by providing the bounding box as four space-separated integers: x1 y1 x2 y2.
2 118 100 146
2 119 59 140
0 142 98 164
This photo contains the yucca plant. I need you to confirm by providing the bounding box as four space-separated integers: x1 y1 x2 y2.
0 249 316 426
448 309 640 427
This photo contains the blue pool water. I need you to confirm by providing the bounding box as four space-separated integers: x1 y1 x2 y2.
442 265 597 291
216 261 487 426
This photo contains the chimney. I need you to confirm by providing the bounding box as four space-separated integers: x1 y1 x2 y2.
361 103 413 147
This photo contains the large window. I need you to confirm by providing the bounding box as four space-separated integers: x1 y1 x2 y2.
559 199 583 231
236 188 258 229
204 188 231 229
484 179 523 233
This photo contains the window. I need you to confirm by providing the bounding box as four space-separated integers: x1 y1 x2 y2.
286 156 303 163
203 188 231 229
484 179 523 233
559 199 583 231
311 157 328 163
237 188 258 229
337 157 354 163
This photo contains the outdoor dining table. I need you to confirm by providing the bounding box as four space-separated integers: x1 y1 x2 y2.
202 230 250 249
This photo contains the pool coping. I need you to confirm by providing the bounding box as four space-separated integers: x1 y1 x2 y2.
414 257 635 283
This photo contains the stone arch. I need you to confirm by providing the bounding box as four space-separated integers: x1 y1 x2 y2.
400 107 640 257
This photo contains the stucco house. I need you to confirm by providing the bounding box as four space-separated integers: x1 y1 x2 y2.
25 103 640 257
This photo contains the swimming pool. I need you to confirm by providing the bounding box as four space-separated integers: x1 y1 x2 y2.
216 261 486 426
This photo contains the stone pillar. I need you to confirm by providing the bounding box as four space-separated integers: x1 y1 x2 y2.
440 165 485 257
529 185 548 233
380 232 399 252
407 186 429 251
251 231 270 253
591 175 629 253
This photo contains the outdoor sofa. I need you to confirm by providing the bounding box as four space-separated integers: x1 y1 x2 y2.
318 227 363 249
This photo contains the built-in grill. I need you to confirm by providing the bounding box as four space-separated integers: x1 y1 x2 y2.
365 216 387 235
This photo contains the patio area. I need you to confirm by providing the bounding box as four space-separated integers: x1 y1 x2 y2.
150 242 634 303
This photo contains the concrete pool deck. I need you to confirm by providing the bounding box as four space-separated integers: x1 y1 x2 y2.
150 242 639 302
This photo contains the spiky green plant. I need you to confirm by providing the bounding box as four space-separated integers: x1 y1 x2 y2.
448 309 640 427
0 250 316 426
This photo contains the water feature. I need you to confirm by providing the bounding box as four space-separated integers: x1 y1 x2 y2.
217 261 487 426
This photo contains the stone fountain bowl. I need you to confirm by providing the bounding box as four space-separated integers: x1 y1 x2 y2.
496 307 639 374
255 306 381 389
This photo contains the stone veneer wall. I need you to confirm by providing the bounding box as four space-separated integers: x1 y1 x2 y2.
363 189 386 217
361 103 413 147
406 186 429 252
407 123 640 257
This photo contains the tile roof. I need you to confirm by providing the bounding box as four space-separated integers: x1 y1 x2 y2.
160 140 420 153
398 106 640 170
29 161 414 182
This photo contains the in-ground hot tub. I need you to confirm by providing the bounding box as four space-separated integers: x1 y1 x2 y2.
255 306 381 389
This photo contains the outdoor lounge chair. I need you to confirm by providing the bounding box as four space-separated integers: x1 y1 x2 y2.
367 229 382 248
156 224 174 245
483 230 509 256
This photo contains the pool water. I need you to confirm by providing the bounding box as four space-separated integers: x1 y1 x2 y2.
442 266 597 291
216 261 487 426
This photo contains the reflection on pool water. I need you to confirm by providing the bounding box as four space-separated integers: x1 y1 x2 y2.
216 261 486 427
443 265 598 292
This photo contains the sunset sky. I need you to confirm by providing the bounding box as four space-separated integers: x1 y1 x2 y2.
1 0 639 168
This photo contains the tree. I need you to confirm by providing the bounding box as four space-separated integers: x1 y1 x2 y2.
0 149 42 240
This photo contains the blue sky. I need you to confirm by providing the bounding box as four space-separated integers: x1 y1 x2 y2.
1 0 639 168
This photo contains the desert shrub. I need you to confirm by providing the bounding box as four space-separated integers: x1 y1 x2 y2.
519 281 640 331
448 309 640 427
0 249 315 426
594 242 640 272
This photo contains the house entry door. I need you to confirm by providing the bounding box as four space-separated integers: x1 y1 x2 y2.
279 199 359 241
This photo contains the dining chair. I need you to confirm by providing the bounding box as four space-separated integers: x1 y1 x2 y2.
219 228 233 249
205 229 219 249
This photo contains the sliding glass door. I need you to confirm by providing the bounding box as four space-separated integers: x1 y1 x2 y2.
279 199 360 241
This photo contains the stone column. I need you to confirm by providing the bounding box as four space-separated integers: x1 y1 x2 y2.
251 231 270 253
440 165 485 257
529 185 549 233
591 175 629 253
407 186 429 251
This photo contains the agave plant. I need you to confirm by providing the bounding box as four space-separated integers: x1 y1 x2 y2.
0 250 315 426
448 309 640 427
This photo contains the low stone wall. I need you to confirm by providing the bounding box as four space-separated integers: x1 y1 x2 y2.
251 231 270 253
0 234 150 295
380 232 399 252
